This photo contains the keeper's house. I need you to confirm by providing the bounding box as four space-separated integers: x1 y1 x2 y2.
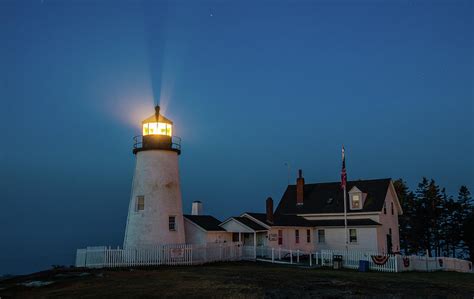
186 171 402 254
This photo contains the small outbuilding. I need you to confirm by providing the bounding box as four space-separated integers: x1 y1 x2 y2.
184 214 232 245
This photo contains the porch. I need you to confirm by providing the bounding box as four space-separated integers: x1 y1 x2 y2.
219 217 268 256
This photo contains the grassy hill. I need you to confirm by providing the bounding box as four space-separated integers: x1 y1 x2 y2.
1 261 473 298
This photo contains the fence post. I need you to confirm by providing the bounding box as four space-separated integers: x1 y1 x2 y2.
102 247 107 268
279 248 281 260
297 250 300 263
309 253 312 267
290 250 293 264
272 248 274 263
425 255 428 272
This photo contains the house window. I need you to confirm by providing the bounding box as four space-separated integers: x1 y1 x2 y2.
389 228 392 235
136 196 145 211
351 194 361 209
232 233 240 242
391 202 394 215
318 229 325 243
278 230 283 245
169 216 176 231
306 229 311 243
383 202 387 214
349 229 357 243
295 230 300 244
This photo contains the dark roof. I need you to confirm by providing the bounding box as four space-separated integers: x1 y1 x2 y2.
142 113 173 124
244 213 379 227
232 217 268 231
275 178 392 215
184 215 226 231
245 213 314 227
309 219 381 227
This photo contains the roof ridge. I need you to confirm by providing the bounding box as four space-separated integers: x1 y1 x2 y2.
285 178 391 187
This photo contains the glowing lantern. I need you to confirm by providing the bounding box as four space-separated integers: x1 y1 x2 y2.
133 106 181 155
142 106 173 136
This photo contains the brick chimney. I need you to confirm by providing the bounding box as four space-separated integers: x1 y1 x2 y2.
296 169 304 206
266 197 274 224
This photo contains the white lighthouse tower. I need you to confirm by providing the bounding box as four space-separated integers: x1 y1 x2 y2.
123 106 186 248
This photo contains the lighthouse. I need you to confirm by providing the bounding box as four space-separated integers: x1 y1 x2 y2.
123 106 186 248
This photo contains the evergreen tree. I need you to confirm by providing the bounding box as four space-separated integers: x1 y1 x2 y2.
439 189 457 257
428 180 444 257
394 179 417 254
463 209 474 262
415 177 431 255
415 178 443 256
458 186 473 257
393 178 472 260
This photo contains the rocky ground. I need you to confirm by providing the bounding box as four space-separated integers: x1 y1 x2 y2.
1 261 473 298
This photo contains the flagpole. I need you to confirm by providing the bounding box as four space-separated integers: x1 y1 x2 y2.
344 184 348 249
341 145 348 250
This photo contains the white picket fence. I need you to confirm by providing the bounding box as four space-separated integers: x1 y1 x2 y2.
76 244 473 273
319 249 399 272
76 243 252 268
255 246 316 266
318 249 473 273
398 255 473 273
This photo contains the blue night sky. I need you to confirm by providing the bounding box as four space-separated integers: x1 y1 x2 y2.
0 0 472 274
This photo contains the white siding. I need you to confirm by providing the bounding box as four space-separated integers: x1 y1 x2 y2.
123 150 186 248
315 227 378 251
220 219 255 233
184 219 207 245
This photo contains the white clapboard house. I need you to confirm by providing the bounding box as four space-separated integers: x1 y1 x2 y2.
187 171 402 254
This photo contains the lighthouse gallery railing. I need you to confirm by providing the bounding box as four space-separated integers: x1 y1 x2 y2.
133 135 181 151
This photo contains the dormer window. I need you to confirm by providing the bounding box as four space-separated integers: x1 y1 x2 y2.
352 194 361 209
348 186 364 210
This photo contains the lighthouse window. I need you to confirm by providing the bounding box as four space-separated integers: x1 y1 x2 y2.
157 123 172 136
136 196 145 211
142 122 172 136
169 216 176 231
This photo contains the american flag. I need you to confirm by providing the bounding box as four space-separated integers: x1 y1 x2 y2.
341 146 347 189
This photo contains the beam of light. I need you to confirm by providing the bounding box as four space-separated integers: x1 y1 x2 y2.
142 1 187 120
101 1 187 134
101 1 178 131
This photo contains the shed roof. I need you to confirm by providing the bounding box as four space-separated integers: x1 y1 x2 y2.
245 213 314 227
142 113 173 124
184 215 226 231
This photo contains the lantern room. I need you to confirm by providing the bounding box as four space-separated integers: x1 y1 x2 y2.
133 106 181 155
142 113 173 136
